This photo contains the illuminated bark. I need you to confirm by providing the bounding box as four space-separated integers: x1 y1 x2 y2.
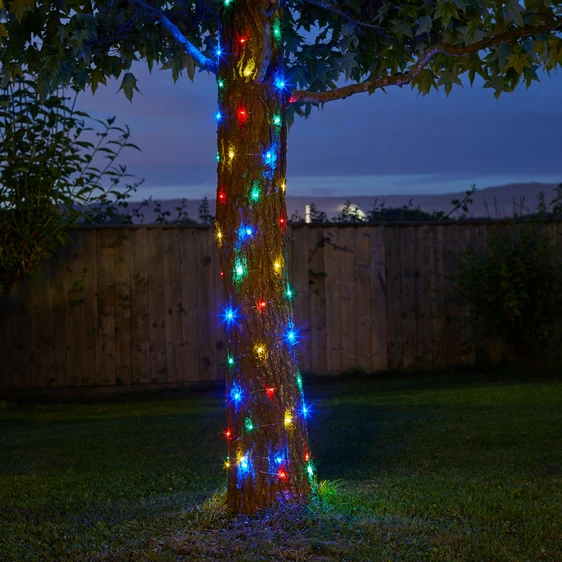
215 0 312 515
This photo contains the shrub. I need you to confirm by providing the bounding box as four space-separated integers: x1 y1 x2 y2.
0 72 142 296
456 221 562 368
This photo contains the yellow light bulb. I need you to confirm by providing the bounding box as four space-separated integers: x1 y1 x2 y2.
225 460 230 469
274 259 283 273
228 149 235 160
284 411 293 427
281 181 286 192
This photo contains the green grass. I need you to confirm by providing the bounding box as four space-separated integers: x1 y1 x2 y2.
1 372 561 561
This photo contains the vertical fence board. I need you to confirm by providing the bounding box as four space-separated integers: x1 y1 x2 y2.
195 228 217 382
147 228 168 383
416 225 433 369
370 226 387 371
12 279 33 388
324 227 342 374
113 229 132 386
431 224 446 367
339 227 356 371
401 226 417 369
308 228 327 375
0 294 14 389
179 229 200 382
385 226 402 371
163 228 183 383
130 228 150 384
30 263 49 388
49 246 68 387
80 230 97 386
354 227 372 372
63 232 83 387
95 229 116 386
444 225 463 367
458 225 475 365
290 226 311 374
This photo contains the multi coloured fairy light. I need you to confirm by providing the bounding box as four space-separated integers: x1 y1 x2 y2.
216 2 315 496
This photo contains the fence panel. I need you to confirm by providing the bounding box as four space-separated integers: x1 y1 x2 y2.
1 221 561 391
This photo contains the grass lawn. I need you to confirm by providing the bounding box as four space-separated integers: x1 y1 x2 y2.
0 372 561 561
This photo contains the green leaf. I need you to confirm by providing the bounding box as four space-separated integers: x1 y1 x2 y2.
411 68 436 95
415 16 433 37
506 54 532 75
117 72 141 103
435 1 459 29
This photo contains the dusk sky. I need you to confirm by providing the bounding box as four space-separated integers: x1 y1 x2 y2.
72 60 562 201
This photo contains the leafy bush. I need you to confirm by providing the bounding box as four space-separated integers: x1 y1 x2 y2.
456 221 562 367
0 73 142 295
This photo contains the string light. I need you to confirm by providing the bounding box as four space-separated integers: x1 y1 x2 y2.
216 8 314 491
237 106 248 124
273 20 281 40
230 383 242 405
222 305 239 326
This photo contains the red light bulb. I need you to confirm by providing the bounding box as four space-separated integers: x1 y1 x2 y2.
218 190 226 204
258 299 266 310
278 468 287 480
225 430 231 439
237 106 248 124
265 386 275 399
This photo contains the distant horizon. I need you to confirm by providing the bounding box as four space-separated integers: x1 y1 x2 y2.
126 178 562 202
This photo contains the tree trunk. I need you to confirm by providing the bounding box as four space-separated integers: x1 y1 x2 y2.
215 0 313 515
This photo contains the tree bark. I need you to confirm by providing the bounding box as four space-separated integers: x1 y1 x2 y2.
216 0 313 515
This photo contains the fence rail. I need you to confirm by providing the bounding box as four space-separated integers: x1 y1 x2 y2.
1 222 561 390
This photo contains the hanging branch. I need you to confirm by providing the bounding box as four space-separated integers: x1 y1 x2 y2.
291 18 562 103
126 0 217 73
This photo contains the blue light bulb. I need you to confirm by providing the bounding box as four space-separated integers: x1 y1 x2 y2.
215 111 222 121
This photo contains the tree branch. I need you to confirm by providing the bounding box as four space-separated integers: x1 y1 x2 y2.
126 0 217 73
303 0 393 42
290 19 562 104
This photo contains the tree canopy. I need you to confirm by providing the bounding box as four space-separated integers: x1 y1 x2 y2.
0 0 561 119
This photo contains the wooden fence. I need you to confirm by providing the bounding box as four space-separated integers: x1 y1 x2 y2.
1 222 561 391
